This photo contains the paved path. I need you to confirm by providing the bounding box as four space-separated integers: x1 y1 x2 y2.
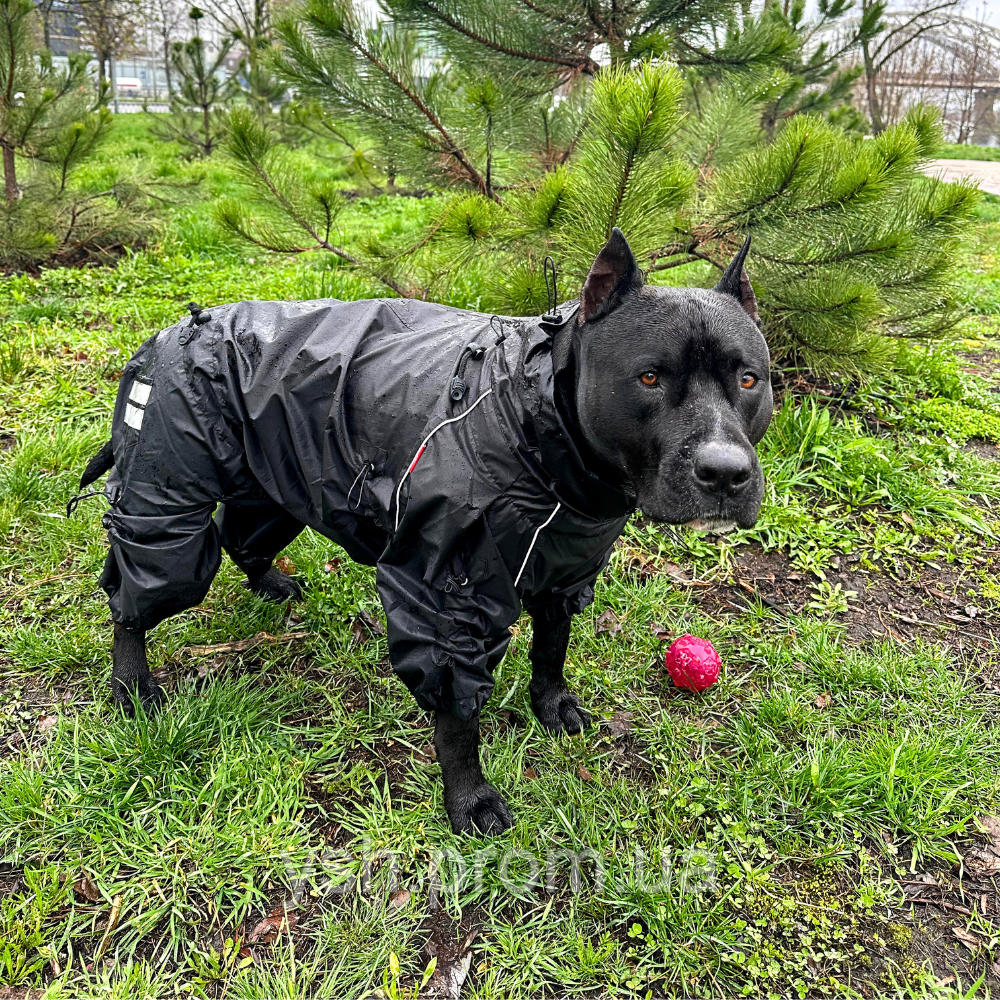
922 158 1000 194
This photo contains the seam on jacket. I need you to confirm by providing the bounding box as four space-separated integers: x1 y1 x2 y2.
394 388 495 532
514 502 562 588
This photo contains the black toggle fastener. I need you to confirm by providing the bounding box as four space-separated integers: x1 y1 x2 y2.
542 256 561 323
187 301 213 325
449 341 485 403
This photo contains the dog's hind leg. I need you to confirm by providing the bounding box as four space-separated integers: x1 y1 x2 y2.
528 605 591 735
112 624 164 716
216 502 305 603
435 710 513 835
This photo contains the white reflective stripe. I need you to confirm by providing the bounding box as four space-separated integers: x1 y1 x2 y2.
514 502 561 588
124 403 144 430
129 380 152 405
393 388 494 532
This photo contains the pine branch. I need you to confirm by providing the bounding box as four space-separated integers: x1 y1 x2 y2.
408 0 599 75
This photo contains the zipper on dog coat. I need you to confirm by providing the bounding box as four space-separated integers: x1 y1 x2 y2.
393 387 495 531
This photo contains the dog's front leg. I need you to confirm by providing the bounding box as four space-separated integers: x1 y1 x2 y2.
434 710 513 835
528 607 591 735
111 623 165 716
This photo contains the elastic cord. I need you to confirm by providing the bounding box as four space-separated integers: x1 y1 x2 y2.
66 490 108 518
347 463 374 511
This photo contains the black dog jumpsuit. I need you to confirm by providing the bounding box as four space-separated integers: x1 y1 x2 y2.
99 298 634 719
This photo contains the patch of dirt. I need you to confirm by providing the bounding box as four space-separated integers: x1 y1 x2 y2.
0 676 80 761
885 828 1000 991
420 907 479 999
966 437 1000 460
629 542 1000 675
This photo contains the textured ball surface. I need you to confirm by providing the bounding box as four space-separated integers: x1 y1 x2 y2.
665 634 720 692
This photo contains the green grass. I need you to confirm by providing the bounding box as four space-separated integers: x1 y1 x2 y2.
1 116 1000 998
938 142 1000 162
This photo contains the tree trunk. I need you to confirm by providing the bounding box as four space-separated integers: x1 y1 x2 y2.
163 36 173 96
862 40 884 133
3 142 18 207
203 103 211 156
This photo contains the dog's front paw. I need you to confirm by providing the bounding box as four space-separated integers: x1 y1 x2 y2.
530 683 591 736
245 567 303 603
112 676 165 717
446 782 514 836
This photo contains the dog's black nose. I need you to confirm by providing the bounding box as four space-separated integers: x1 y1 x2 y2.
693 441 753 496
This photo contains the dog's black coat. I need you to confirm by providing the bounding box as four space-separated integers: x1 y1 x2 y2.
81 230 773 834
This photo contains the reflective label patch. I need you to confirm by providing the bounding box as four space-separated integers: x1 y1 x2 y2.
124 403 144 430
129 380 152 405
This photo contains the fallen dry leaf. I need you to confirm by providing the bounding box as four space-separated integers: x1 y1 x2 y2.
389 889 411 909
73 875 100 901
323 558 340 574
425 952 473 1000
93 895 122 961
594 608 622 636
966 848 1000 876
607 711 634 736
275 555 297 575
979 815 1000 842
359 608 384 635
249 908 298 944
953 926 980 952
352 609 385 643
37 714 58 731
74 351 90 362
649 622 672 642
813 693 832 709
523 767 537 780
965 816 1000 876
577 764 593 782
182 630 306 657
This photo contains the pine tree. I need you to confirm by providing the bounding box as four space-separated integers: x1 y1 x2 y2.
224 0 974 371
0 0 151 268
205 0 285 113
214 107 410 294
0 0 107 206
148 9 238 157
271 2 582 195
398 63 973 371
385 0 794 79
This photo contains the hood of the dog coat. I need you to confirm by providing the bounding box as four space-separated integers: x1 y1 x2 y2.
102 296 634 719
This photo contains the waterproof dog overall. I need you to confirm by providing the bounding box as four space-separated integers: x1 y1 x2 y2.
98 297 634 719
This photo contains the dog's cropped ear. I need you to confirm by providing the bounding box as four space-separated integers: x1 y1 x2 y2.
715 235 760 327
578 227 644 325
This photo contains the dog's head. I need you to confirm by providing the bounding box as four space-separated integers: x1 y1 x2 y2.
569 228 772 530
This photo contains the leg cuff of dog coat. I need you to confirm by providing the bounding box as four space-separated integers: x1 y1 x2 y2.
101 505 222 632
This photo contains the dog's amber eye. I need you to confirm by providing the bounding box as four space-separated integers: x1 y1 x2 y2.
640 371 658 386
740 373 757 390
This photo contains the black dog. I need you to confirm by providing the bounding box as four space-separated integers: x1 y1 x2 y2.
77 229 772 835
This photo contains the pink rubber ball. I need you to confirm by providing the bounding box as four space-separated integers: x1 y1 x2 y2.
665 634 720 692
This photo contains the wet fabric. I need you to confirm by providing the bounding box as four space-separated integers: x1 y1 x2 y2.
100 297 635 718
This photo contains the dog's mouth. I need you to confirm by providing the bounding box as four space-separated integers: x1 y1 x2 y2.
685 517 739 534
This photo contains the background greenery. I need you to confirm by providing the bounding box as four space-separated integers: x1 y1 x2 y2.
1 111 1000 998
